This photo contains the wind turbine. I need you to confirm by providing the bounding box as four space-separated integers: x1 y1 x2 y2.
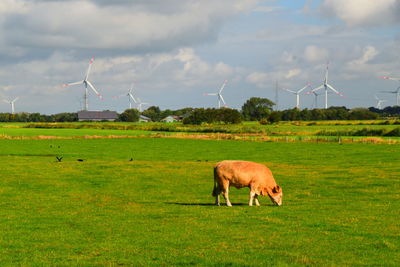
114 83 138 109
281 83 311 109
380 76 400 105
374 95 387 109
3 97 19 114
61 56 102 111
307 62 344 109
136 98 149 112
127 84 138 109
309 91 333 109
204 80 228 108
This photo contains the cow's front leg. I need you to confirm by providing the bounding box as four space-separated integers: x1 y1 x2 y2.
254 195 260 206
249 191 256 206
222 189 232 207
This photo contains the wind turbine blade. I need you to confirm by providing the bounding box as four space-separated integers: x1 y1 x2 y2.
85 56 95 80
297 83 311 94
325 61 329 82
219 80 228 93
326 84 344 97
380 91 396 93
2 99 10 104
12 97 19 103
128 93 138 103
219 95 226 105
86 80 102 99
204 93 218 96
61 81 84 87
282 88 297 94
306 85 324 94
380 76 400 81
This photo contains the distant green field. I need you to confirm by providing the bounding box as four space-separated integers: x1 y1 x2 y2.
1 121 400 139
0 131 399 265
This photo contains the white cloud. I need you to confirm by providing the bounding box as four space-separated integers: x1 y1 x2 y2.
347 46 379 67
303 45 329 63
285 69 301 79
246 72 269 88
253 6 281 13
0 0 261 56
0 0 28 15
320 0 400 27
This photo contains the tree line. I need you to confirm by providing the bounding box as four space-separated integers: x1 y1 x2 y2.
0 97 399 123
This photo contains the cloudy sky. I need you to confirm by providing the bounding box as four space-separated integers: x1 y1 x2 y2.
0 0 399 114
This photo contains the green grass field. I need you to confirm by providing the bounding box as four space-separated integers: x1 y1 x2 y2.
0 126 399 265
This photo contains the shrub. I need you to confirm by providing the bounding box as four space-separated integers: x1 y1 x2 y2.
183 108 242 125
384 127 400 137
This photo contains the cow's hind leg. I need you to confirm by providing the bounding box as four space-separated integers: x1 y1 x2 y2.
222 188 232 207
215 194 220 206
213 179 222 206
254 195 260 206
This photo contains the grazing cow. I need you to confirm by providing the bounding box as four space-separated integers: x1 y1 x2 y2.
212 160 282 206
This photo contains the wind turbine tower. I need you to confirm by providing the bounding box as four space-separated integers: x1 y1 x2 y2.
380 76 400 105
3 97 19 114
61 57 102 111
307 62 344 109
204 80 228 108
282 83 311 109
274 81 279 110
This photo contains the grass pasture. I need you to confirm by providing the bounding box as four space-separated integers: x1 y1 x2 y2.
0 125 399 265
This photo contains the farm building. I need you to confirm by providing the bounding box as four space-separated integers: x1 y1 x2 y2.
139 115 152 123
161 115 183 123
78 111 118 121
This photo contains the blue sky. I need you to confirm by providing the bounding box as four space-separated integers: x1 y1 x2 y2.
0 0 399 114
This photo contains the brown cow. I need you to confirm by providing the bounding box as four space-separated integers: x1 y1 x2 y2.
212 160 282 206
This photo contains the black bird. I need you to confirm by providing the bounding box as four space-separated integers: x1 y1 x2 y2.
56 156 63 162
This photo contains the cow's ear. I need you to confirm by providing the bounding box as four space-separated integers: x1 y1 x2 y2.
272 185 281 194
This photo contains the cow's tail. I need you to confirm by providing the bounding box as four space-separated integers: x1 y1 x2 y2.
212 166 219 197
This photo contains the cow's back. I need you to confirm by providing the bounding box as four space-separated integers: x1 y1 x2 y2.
214 160 274 188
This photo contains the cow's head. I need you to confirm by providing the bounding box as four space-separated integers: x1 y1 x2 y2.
263 185 282 206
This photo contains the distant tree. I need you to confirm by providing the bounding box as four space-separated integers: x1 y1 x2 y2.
382 106 400 117
0 113 11 122
281 108 301 121
325 106 349 120
53 112 78 122
267 111 282 124
216 108 243 124
241 97 274 121
159 109 173 121
183 108 242 125
28 113 45 122
119 109 140 122
349 108 378 120
15 113 29 122
142 106 162 121
300 109 312 121
310 109 327 120
173 107 194 117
